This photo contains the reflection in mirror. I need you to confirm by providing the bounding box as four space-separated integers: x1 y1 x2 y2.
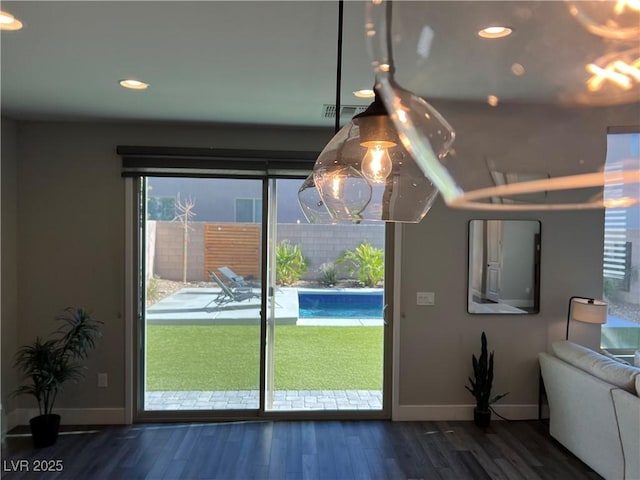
468 220 541 314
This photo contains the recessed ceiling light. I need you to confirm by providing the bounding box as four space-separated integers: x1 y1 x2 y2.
0 10 23 31
119 79 149 90
353 89 375 99
511 63 526 76
487 95 499 107
478 26 513 39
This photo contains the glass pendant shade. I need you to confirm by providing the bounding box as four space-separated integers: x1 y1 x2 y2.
313 160 372 223
313 103 440 223
365 0 640 211
297 174 334 224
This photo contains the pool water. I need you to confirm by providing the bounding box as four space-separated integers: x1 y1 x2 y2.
298 290 383 319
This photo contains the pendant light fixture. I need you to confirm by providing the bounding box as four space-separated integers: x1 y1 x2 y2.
313 85 447 223
365 0 640 211
308 0 449 223
298 0 370 223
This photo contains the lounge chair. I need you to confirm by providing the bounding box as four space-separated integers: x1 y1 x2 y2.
218 266 258 290
206 270 260 309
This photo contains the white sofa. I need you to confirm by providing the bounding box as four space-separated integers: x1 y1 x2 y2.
539 341 640 480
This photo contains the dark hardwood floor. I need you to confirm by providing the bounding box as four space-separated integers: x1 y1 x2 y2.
1 420 601 479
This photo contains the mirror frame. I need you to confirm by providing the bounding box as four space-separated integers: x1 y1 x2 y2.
467 219 541 314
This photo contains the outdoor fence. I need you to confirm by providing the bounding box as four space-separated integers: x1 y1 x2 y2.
148 221 385 282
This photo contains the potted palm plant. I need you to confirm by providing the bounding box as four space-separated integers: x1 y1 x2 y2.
13 308 102 447
465 331 508 428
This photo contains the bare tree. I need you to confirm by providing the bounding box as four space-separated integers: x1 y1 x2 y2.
173 193 196 283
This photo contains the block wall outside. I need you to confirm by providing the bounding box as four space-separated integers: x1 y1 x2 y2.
153 222 205 281
150 221 385 282
276 224 385 280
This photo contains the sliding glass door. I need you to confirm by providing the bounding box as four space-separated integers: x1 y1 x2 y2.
134 174 388 419
141 177 263 413
264 179 385 412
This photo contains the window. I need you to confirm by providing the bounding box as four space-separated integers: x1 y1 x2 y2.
601 128 640 362
235 198 262 223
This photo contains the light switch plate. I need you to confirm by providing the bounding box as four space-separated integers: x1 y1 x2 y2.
417 292 435 306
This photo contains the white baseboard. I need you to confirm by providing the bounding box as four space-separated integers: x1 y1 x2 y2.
11 408 127 427
8 405 538 427
393 404 539 421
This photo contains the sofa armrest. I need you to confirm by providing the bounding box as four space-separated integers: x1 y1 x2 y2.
612 388 640 480
539 352 624 480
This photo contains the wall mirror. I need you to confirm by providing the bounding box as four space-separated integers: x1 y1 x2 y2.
468 220 541 314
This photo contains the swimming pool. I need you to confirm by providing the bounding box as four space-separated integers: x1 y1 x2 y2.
298 289 383 319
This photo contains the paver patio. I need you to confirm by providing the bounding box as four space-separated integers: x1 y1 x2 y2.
145 390 383 411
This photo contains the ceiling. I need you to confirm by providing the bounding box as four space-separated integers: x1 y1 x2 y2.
1 1 638 128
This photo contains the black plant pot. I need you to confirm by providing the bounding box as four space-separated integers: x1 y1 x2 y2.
473 408 491 428
29 414 60 448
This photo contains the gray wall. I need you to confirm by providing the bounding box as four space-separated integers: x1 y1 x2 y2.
3 97 632 418
153 221 205 282
398 201 604 407
277 224 384 280
1 119 19 429
10 120 332 412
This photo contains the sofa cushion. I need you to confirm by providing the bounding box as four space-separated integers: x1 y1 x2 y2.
552 340 640 394
637 375 640 397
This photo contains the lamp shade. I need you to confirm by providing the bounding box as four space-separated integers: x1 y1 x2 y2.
297 174 335 224
313 92 445 223
365 0 640 211
571 298 608 324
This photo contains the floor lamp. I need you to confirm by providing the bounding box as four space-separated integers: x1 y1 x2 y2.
566 296 608 340
540 295 608 420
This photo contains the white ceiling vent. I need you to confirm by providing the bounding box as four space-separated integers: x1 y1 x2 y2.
322 104 367 119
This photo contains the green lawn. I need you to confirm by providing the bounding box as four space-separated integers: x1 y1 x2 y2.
146 325 383 391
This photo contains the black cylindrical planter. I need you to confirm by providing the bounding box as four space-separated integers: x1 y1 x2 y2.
473 408 491 428
30 414 60 448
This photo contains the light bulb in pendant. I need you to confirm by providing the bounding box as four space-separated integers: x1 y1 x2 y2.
361 141 394 183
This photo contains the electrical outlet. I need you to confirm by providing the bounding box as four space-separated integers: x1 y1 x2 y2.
416 292 435 306
98 373 108 388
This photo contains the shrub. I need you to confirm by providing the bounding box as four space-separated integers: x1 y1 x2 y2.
319 262 337 286
276 240 308 286
147 274 161 303
337 241 384 287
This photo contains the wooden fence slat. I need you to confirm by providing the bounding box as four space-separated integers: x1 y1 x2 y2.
204 223 261 279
